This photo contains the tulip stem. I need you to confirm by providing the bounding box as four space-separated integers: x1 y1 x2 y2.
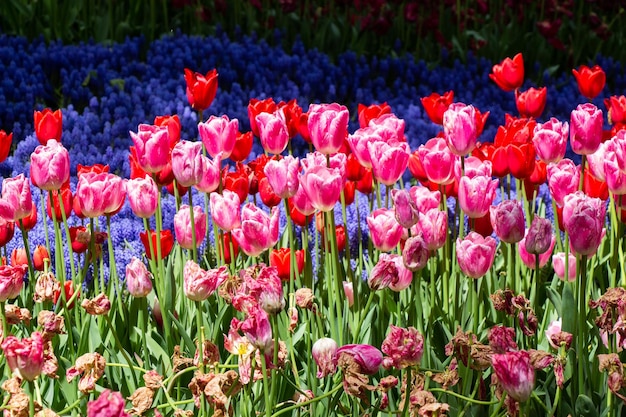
429 388 501 406
17 220 35 284
260 352 272 417
188 188 198 262
579 155 586 192
104 314 139 389
578 254 588 397
195 301 204 371
56 190 77 282
0 301 7 348
401 367 412 417
39 189 51 261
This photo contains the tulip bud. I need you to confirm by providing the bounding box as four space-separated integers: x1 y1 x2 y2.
312 338 338 378
343 281 354 307
125 257 153 298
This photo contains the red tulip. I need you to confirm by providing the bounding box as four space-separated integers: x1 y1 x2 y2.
248 98 278 138
258 176 282 208
140 229 174 261
355 168 374 194
489 53 524 92
223 166 250 202
346 152 364 181
33 245 49 271
53 281 79 309
19 205 38 232
270 247 305 281
230 131 254 162
0 218 15 247
33 108 62 145
69 226 89 253
184 68 218 112
287 198 310 227
420 91 454 125
516 87 547 118
583 171 609 201
154 114 181 145
46 185 73 222
357 102 392 128
604 95 626 125
0 130 12 163
280 99 304 138
222 232 240 264
342 181 356 206
572 64 605 100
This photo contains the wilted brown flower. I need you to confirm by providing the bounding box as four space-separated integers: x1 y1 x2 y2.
33 272 60 303
81 293 111 315
194 340 221 368
66 352 106 393
37 310 65 341
432 358 460 390
143 370 163 390
127 387 154 416
204 370 241 413
172 345 194 373
295 288 314 309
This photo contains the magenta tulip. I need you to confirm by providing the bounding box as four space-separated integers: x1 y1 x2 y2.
0 264 26 301
603 135 626 195
458 175 499 218
0 174 33 222
402 234 429 271
209 190 241 232
443 102 478 156
183 260 228 301
409 186 441 213
490 200 525 244
174 205 206 250
198 114 238 159
347 126 383 169
126 175 158 218
307 103 350 154
456 231 497 278
334 344 383 375
171 140 203 187
195 153 222 194
518 232 555 269
232 205 279 257
491 350 535 402
417 137 457 185
413 208 447 251
87 389 130 417
570 103 603 155
256 110 290 155
381 325 424 369
367 208 404 252
533 118 568 164
562 191 606 256
30 139 70 191
264 155 300 199
129 124 170 173
391 188 420 229
1 331 44 381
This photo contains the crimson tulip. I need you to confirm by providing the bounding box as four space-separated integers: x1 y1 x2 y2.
357 102 392 128
605 95 626 125
248 97 278 138
184 68 218 112
0 130 12 164
230 131 254 162
489 53 525 92
33 108 62 145
270 247 305 281
572 64 605 100
140 229 174 261
516 87 547 118
420 91 454 125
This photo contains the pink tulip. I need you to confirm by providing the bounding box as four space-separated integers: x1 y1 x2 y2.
75 172 125 218
0 174 33 222
368 253 412 291
129 124 170 173
443 102 478 156
30 139 70 191
125 257 153 297
381 325 424 369
195 153 222 194
239 306 273 353
347 126 383 169
417 137 457 185
409 186 441 213
562 191 606 256
171 140 203 187
209 190 241 232
87 389 130 417
183 260 228 301
291 183 316 216
300 165 343 212
454 156 492 180
256 110 290 155
368 113 405 142
264 155 300 199
232 205 279 257
174 205 206 250
334 344 383 375
552 252 576 282
413 208 447 251
587 140 608 182
456 231 497 278
547 159 580 206
525 217 553 255
532 118 568 164
367 208 404 252
307 103 350 154
518 233 555 269
570 103 603 155
198 114 238 159
490 200 525 244
545 319 562 350
491 350 535 402
368 140 410 186
312 337 338 377
402 234 429 271
126 175 158 218
391 188 420 229
1 331 44 381
458 175 499 218
342 281 354 307
0 264 26 301
388 254 413 291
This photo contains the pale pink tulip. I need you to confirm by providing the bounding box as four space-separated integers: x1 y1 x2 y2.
30 139 70 191
570 103 603 155
454 155 492 180
368 113 405 142
125 257 153 297
603 135 626 195
171 140 203 187
456 231 497 278
264 155 300 199
547 159 580 206
587 140 609 181
129 124 170 173
126 175 158 218
367 208 404 252
458 175 499 218
232 205 279 257
183 260 228 301
312 338 338 378
533 118 568 164
174 205 206 250
552 252 577 282
198 114 238 159
443 103 478 156
307 103 349 154
209 190 241 231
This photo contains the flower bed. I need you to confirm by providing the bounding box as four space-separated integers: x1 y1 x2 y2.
0 34 625 416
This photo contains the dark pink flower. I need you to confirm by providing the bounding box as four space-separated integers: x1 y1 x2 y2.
381 325 424 369
334 344 383 375
491 350 535 402
1 331 44 380
87 389 129 417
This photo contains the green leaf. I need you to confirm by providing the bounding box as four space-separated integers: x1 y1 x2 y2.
575 394 598 417
561 282 576 335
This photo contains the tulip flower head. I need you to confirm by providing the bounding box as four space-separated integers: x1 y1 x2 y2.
367 208 404 252
198 114 238 159
125 257 153 298
456 232 497 278
443 103 478 156
381 325 424 369
174 205 207 250
30 139 70 191
129 124 170 174
231 205 280 257
516 87 547 118
570 103 603 155
307 103 350 155
34 108 63 145
0 174 34 222
1 331 44 381
562 191 606 256
184 68 218 112
421 91 454 125
490 200 526 244
491 350 535 402
312 338 339 377
572 64 606 100
489 53 524 92
533 118 568 164
126 175 158 219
